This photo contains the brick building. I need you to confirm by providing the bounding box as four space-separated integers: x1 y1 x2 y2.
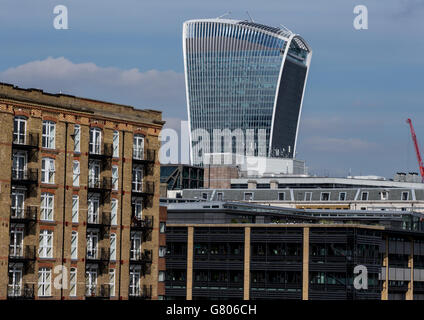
0 82 165 300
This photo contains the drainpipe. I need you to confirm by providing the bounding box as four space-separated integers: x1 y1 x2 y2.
118 131 125 298
60 122 69 299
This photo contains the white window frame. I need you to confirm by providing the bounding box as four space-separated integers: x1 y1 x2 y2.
304 192 312 201
401 191 409 201
12 151 27 180
133 198 142 219
40 193 54 221
109 269 116 297
159 246 166 258
86 231 99 260
71 231 78 260
38 268 52 297
112 165 119 190
159 222 166 234
42 120 56 149
87 195 100 224
130 232 142 260
339 192 347 201
158 271 165 282
361 192 369 201
38 230 53 258
11 190 25 219
133 135 144 160
132 165 143 192
89 127 102 155
41 158 55 184
278 192 285 201
13 116 27 145
69 268 77 297
73 125 81 153
9 225 24 257
110 233 116 261
88 161 101 188
113 130 119 158
320 192 331 201
73 161 80 187
111 198 118 225
244 192 253 201
72 195 79 223
129 266 141 296
85 265 98 296
8 265 23 297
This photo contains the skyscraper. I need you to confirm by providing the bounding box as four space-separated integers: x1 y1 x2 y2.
183 18 312 165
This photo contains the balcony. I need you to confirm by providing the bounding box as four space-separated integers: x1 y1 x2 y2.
7 284 35 300
10 206 37 223
131 181 155 196
11 168 38 185
130 215 153 230
133 148 155 163
9 245 36 262
130 250 152 274
12 133 39 149
88 177 112 192
85 284 110 299
86 248 110 266
129 285 152 300
88 143 113 160
87 211 111 228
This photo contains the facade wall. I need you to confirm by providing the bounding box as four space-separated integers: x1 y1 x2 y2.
0 86 163 300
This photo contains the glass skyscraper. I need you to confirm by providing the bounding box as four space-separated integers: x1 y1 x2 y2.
183 18 312 165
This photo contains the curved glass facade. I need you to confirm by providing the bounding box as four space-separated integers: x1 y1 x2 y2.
183 19 311 165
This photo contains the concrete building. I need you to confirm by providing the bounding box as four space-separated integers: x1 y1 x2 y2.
164 201 424 300
0 82 165 300
175 176 424 213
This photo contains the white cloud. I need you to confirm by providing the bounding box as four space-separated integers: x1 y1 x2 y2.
0 57 186 117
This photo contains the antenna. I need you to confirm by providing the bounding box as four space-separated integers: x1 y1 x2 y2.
246 11 254 22
217 12 231 19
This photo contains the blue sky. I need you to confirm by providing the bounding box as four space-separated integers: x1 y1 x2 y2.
1 0 423 178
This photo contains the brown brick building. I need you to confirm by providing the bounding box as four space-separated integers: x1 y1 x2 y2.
0 82 165 300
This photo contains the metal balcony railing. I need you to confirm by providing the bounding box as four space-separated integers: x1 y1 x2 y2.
130 215 153 230
85 284 110 299
129 285 152 299
89 143 113 158
132 181 155 195
88 177 112 190
11 168 38 184
133 148 155 162
87 211 111 227
9 245 36 261
10 206 37 221
12 133 39 148
7 284 35 299
130 250 152 264
86 248 110 262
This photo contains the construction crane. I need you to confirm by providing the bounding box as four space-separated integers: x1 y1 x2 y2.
406 118 424 182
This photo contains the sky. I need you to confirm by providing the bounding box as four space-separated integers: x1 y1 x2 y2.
0 0 423 178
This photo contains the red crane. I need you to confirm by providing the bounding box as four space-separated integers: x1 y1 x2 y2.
406 118 424 182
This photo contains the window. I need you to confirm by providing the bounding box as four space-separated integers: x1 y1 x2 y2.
109 269 115 297
132 165 143 192
202 193 208 200
112 165 118 190
158 271 166 282
133 199 142 219
9 225 24 257
110 233 116 261
69 268 77 297
402 192 409 201
39 230 53 258
217 192 223 201
88 161 100 187
244 192 253 201
304 192 312 201
42 121 56 149
73 125 80 152
73 161 80 187
159 222 166 234
89 127 102 154
11 190 25 219
361 192 369 201
129 266 141 296
130 232 142 260
71 231 78 260
381 191 388 200
86 266 98 296
320 192 330 201
339 192 346 201
87 196 100 224
111 198 118 225
40 193 54 221
12 152 27 180
41 158 55 184
38 268 52 297
113 131 119 158
86 231 99 260
8 265 23 297
159 247 166 258
278 192 285 201
72 195 79 223
133 134 144 160
13 116 27 144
